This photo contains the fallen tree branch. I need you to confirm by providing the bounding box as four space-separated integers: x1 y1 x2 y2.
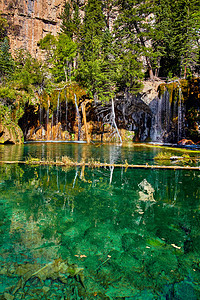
0 159 200 170
111 97 122 145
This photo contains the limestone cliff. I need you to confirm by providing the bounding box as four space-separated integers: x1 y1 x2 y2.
0 0 63 57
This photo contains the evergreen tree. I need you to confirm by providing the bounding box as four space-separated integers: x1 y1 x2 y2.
115 0 158 81
0 38 14 80
60 0 81 40
153 0 200 78
13 49 47 93
76 0 114 101
0 16 14 81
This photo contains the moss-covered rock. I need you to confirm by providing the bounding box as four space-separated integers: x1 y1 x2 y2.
0 122 24 144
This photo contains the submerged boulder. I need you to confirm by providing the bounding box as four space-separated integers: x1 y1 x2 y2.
0 123 24 144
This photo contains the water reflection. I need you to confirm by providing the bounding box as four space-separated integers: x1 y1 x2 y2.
0 143 166 165
0 144 24 161
0 163 199 299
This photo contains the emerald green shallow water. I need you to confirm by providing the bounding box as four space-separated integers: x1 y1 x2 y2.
0 143 200 299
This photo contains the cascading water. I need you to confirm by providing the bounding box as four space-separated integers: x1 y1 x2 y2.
177 86 185 142
150 82 186 143
149 95 163 142
51 114 54 140
56 92 60 126
39 105 43 126
65 90 68 131
56 92 61 140
74 94 81 141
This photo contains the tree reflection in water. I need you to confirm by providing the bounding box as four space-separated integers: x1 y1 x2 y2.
0 162 199 299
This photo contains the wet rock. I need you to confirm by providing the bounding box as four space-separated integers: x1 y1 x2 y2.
119 252 142 273
121 233 145 252
178 139 195 145
145 250 178 279
105 283 140 299
0 123 23 144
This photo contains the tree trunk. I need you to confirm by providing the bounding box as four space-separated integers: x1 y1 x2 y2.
111 98 122 145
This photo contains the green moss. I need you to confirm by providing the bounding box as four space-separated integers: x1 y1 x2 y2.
167 82 179 103
158 84 166 97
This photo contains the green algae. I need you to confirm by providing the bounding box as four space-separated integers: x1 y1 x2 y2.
0 144 200 299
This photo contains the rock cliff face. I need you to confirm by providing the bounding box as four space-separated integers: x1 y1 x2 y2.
0 0 63 57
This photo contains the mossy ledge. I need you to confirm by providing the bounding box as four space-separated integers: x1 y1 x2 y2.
0 122 24 144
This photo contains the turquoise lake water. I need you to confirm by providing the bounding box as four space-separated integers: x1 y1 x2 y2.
0 143 200 299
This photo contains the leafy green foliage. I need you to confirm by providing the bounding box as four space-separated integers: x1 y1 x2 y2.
0 48 48 125
13 49 46 92
0 0 200 128
39 33 77 83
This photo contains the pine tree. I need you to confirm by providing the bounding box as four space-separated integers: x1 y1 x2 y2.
0 16 14 80
153 0 200 78
0 38 14 80
76 0 113 101
115 0 159 81
60 0 81 40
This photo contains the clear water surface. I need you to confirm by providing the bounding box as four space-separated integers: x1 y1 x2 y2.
0 143 199 299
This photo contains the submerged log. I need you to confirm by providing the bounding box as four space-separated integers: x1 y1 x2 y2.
0 159 200 170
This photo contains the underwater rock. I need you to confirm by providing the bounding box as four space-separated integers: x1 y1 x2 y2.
138 179 155 202
12 259 84 295
174 281 197 300
3 292 14 300
121 233 145 252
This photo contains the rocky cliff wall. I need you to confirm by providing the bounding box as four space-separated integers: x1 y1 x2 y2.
0 0 63 57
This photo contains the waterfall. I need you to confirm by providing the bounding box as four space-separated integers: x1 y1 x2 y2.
65 90 68 131
56 92 61 140
46 106 49 129
39 104 43 139
178 87 183 142
56 92 61 125
149 80 187 143
150 95 163 142
51 113 53 140
74 94 81 140
46 106 49 140
39 105 43 126
164 91 170 137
